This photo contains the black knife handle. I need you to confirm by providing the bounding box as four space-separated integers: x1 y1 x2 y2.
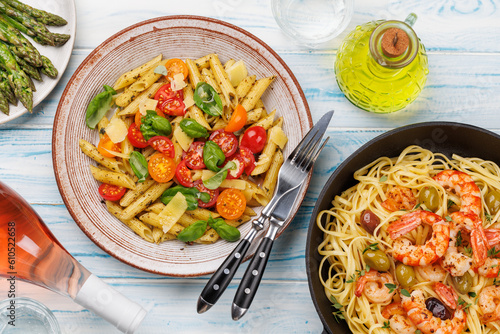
199 237 252 307
233 236 274 311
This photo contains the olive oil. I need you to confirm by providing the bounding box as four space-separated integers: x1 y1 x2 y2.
335 14 429 113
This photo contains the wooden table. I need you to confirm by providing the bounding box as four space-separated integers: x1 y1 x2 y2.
1 0 499 332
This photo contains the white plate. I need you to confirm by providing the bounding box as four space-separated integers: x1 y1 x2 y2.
53 16 312 277
0 0 76 124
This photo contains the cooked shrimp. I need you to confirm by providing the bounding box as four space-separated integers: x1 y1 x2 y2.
433 170 481 216
441 220 474 277
478 258 500 278
415 263 448 282
354 269 395 304
382 186 417 212
485 228 500 247
387 210 450 266
382 302 417 334
401 289 467 334
435 282 459 310
479 286 500 323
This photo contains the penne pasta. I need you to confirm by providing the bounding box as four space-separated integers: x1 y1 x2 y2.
97 116 110 139
262 149 284 198
186 58 203 88
241 76 275 112
183 84 211 130
246 108 263 125
79 139 121 173
235 75 256 99
119 181 172 220
89 165 136 189
116 81 164 116
208 54 238 108
106 201 154 243
128 59 168 93
252 109 276 130
194 54 211 70
119 178 156 207
113 54 162 90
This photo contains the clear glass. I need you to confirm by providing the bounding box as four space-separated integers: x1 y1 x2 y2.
0 181 146 333
272 0 354 47
334 13 429 113
0 297 61 334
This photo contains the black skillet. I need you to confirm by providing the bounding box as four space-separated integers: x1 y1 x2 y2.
306 122 500 334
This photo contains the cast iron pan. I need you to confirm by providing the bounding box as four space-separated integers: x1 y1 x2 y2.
306 122 500 334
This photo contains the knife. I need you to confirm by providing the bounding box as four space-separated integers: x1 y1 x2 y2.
231 185 302 320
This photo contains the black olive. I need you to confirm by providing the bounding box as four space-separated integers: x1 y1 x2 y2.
425 297 451 320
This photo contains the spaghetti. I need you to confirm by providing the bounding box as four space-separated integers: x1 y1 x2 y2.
317 145 500 334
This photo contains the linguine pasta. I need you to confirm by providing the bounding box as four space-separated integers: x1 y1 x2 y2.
317 145 500 334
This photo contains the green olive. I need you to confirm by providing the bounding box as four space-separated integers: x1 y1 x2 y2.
419 187 440 212
485 190 500 215
451 272 473 294
363 249 390 272
395 263 417 289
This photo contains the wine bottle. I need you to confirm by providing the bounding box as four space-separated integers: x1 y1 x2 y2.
0 181 147 333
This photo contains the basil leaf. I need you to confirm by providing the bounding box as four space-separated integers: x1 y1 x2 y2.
129 151 149 182
161 185 200 211
140 110 172 140
154 65 168 76
197 191 211 203
177 220 207 242
203 161 236 190
193 82 223 117
208 217 240 242
85 85 116 129
203 141 225 172
180 118 208 138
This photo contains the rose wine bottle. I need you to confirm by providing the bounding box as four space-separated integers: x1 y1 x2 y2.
0 181 147 333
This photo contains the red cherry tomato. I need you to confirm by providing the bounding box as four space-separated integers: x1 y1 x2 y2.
175 160 193 187
154 83 182 101
239 146 256 175
127 123 148 148
98 183 126 201
209 129 238 157
183 141 206 170
241 126 267 153
158 97 186 116
147 136 175 158
194 180 219 208
225 154 245 179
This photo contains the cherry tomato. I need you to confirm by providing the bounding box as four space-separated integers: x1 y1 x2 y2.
158 97 186 116
194 180 219 208
225 154 245 179
148 153 176 183
175 160 193 187
165 58 189 81
216 189 246 220
239 146 256 175
97 134 121 158
183 141 206 170
209 129 238 157
147 136 175 158
98 183 126 201
241 126 267 153
127 123 148 148
225 104 247 132
154 83 182 101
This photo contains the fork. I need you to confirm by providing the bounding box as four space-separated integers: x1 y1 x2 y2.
197 110 334 315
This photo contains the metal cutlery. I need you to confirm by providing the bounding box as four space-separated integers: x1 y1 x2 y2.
197 110 334 316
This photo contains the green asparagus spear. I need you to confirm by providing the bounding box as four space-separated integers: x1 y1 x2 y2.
0 16 41 66
40 55 57 79
0 69 16 105
0 41 32 111
0 0 67 26
0 2 55 46
10 47 40 82
0 89 9 115
0 13 33 37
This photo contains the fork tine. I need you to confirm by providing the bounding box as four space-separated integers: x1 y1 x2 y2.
304 137 329 171
296 131 323 168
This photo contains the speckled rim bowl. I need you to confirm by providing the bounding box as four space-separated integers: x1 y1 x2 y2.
52 16 312 277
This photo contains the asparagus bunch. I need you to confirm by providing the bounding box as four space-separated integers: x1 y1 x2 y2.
0 0 69 115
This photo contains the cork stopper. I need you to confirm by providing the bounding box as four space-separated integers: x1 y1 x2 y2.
381 28 409 58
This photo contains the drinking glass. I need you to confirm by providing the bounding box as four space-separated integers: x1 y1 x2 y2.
272 0 354 47
0 297 60 334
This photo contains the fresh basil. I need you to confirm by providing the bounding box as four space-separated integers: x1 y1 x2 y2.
203 141 225 172
161 185 209 211
85 85 116 129
180 118 209 138
208 216 241 242
193 82 223 117
203 161 236 190
154 65 168 76
140 110 172 140
129 151 148 182
177 220 207 242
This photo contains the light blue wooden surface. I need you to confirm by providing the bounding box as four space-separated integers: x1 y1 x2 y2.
1 0 500 333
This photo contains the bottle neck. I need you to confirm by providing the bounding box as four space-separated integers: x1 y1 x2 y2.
369 19 419 69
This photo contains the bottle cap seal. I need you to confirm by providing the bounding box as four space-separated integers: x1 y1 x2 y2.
381 28 409 58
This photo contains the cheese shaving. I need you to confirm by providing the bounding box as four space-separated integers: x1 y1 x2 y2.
105 117 128 143
183 94 195 109
171 73 187 91
139 98 158 116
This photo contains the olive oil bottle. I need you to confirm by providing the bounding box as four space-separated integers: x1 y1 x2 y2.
335 13 428 113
